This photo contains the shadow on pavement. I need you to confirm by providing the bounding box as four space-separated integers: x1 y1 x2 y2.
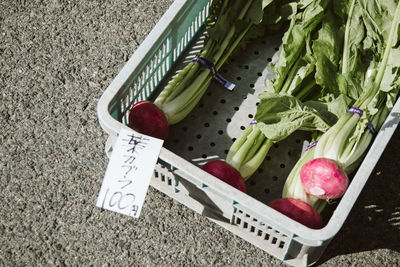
316 126 400 265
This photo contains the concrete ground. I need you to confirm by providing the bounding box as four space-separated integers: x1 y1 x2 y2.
1 0 399 266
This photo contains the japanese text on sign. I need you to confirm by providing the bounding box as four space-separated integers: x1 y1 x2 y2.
96 128 163 218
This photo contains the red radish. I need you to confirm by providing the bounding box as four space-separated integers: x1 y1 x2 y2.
300 158 349 200
202 160 246 193
128 101 169 140
268 198 322 229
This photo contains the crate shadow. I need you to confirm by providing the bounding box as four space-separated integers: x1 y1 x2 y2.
176 177 230 223
316 126 400 265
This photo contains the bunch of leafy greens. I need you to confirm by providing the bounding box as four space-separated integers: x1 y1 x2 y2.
283 0 400 212
154 0 285 125
226 0 355 179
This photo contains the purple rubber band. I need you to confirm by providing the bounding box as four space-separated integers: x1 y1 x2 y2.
348 106 363 116
347 107 376 134
192 57 216 75
366 120 376 134
250 119 257 125
192 57 235 91
305 141 318 152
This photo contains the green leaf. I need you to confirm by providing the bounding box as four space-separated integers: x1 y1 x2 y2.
268 0 329 93
301 0 329 32
298 0 315 9
248 0 275 24
305 94 352 125
269 23 306 92
311 9 345 98
255 92 332 142
285 57 315 97
233 2 299 55
379 48 400 93
333 0 350 21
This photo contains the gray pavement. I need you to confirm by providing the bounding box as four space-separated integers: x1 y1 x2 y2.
1 0 399 266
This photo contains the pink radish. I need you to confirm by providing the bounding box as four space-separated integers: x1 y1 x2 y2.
300 158 349 200
268 198 322 229
128 101 169 140
202 160 246 193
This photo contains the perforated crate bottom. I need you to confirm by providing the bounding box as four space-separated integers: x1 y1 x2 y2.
147 31 315 206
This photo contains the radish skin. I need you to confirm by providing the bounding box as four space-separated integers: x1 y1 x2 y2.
268 198 322 229
202 160 246 193
128 101 169 140
300 158 349 200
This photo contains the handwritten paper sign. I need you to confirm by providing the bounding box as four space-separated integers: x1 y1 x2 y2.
96 127 163 218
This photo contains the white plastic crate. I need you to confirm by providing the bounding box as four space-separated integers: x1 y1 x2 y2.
97 0 400 266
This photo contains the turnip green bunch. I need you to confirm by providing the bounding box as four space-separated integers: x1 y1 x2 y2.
283 0 400 212
128 0 285 140
226 0 349 180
